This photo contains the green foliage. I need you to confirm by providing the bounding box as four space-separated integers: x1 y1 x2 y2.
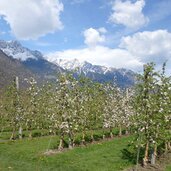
1 63 170 167
129 62 171 165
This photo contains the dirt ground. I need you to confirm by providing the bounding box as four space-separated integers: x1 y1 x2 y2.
126 152 171 171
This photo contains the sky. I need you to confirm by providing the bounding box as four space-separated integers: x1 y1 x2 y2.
0 0 171 72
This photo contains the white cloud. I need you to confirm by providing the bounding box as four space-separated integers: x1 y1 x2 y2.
0 0 63 40
47 29 171 72
83 28 106 47
98 27 107 34
109 0 149 29
120 30 171 64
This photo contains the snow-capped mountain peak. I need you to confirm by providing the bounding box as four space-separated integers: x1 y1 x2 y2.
55 58 84 71
48 58 114 75
0 39 135 88
0 40 43 61
46 57 135 88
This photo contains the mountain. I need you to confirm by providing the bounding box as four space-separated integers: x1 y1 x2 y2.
0 40 135 88
0 40 64 80
0 40 40 61
0 49 37 89
48 58 135 88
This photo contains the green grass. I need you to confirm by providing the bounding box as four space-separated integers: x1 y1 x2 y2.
165 165 171 171
0 136 133 171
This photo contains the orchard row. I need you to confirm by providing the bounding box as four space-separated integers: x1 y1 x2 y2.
0 62 171 166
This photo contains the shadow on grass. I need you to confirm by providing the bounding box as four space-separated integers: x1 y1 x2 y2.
121 144 144 165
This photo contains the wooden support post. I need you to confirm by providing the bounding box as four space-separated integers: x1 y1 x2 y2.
16 77 22 139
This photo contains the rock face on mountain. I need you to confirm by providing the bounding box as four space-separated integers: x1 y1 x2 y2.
48 58 136 88
0 40 136 88
0 40 64 81
0 50 36 89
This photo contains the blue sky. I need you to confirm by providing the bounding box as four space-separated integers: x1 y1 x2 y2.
0 0 171 72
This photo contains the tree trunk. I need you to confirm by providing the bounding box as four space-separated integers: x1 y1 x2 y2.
143 141 149 166
125 128 129 135
165 142 168 153
81 131 86 145
72 136 75 147
19 126 22 139
91 131 94 143
168 142 171 151
119 125 122 137
10 127 16 140
103 134 105 140
68 137 73 149
102 128 105 139
110 128 113 138
58 136 64 150
67 119 74 149
29 130 32 139
68 130 74 149
151 144 157 165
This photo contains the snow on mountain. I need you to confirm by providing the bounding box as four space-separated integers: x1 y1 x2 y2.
0 40 63 81
48 58 104 73
54 58 84 71
0 40 43 61
47 57 131 76
0 40 135 88
0 40 133 78
47 57 135 88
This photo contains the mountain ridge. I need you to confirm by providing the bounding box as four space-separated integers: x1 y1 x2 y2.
0 40 64 81
47 58 135 88
0 40 136 88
